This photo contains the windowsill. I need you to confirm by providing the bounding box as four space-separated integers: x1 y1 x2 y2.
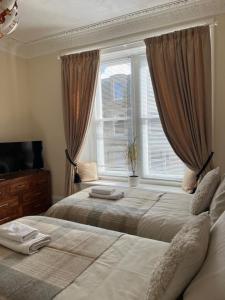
80 176 185 194
99 175 181 187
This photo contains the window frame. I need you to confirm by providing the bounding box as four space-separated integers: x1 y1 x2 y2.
94 47 184 182
95 56 133 177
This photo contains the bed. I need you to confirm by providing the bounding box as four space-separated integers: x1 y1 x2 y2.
46 187 194 242
0 215 168 300
0 213 224 300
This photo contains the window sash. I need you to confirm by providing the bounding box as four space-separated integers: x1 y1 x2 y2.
95 51 185 181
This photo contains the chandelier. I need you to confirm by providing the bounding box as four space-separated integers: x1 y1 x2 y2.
0 0 18 38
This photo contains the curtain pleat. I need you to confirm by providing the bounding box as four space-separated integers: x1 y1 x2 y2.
145 26 212 175
61 50 100 195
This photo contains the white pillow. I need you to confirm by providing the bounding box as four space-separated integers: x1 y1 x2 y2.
210 174 225 223
147 213 210 300
78 161 98 182
191 167 220 215
184 211 225 300
182 168 197 193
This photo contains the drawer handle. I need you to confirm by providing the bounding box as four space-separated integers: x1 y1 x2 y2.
34 192 42 196
0 203 8 209
17 184 26 189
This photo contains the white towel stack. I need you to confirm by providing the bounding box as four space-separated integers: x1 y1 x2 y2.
0 221 51 255
89 187 124 200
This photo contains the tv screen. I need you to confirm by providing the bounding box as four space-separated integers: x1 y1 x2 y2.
0 141 44 174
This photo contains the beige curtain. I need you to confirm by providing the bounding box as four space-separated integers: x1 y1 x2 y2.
61 50 100 196
145 26 212 174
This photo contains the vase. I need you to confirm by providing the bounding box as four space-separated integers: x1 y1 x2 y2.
128 175 139 187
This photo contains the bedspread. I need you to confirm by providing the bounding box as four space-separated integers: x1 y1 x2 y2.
0 215 168 300
46 187 194 242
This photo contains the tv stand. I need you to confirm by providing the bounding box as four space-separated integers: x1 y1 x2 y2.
0 169 52 224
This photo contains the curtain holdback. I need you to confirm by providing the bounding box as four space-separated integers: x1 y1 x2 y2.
65 149 82 183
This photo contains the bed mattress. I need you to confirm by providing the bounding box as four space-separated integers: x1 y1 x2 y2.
46 187 194 242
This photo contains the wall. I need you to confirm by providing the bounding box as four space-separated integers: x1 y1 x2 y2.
27 55 66 197
0 51 32 140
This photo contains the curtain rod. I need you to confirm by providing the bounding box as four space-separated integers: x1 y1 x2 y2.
57 20 218 60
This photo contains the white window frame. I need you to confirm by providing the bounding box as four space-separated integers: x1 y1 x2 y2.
95 56 133 177
94 46 185 183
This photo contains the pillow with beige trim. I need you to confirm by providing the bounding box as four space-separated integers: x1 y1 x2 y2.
210 174 225 223
78 161 98 182
191 167 220 215
182 168 197 194
147 213 210 300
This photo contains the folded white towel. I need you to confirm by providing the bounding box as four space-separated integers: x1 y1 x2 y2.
91 187 115 195
89 191 124 200
0 221 38 243
0 232 51 255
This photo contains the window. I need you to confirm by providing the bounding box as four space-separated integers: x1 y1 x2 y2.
95 48 185 181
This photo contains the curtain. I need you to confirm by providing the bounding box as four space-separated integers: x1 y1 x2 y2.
61 50 100 196
145 26 212 175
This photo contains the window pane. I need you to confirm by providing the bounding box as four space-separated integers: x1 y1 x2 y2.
96 59 132 176
140 56 185 180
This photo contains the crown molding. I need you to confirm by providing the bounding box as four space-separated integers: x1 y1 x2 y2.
20 0 190 45
1 0 225 59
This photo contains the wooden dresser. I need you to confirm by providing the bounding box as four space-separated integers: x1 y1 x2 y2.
0 170 52 224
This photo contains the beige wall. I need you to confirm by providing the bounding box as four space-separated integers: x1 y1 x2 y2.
1 14 225 198
27 55 66 197
0 51 32 141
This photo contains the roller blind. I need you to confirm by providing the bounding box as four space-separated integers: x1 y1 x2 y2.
95 51 185 181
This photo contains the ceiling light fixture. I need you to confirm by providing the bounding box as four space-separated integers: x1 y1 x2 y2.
0 0 18 39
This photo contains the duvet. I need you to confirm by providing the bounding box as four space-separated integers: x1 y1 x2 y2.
46 187 194 242
0 215 168 300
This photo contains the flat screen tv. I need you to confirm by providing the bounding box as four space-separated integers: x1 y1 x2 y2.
0 141 44 174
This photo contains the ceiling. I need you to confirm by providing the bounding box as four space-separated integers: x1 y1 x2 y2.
1 0 224 58
12 0 179 43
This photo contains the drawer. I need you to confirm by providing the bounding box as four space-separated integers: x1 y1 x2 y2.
0 198 20 224
29 177 49 190
23 191 48 205
29 184 49 196
10 180 29 193
0 186 8 201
